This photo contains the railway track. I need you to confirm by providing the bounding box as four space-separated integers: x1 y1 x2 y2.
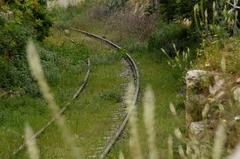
12 58 91 156
11 28 139 158
70 28 140 159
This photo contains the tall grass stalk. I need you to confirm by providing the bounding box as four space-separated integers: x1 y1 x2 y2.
174 128 184 143
125 83 143 159
26 40 80 159
221 55 226 72
178 145 187 159
25 124 39 159
169 103 177 117
119 151 125 159
168 135 173 159
212 123 226 159
228 145 240 159
143 86 158 159
194 4 200 33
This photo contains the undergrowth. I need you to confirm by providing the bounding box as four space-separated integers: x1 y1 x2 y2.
0 1 52 95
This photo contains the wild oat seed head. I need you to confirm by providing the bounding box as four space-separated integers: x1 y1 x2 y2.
26 40 80 159
174 128 183 141
212 123 226 159
228 145 240 159
168 135 173 159
119 151 125 159
143 86 158 159
25 124 40 159
126 82 143 159
169 103 177 116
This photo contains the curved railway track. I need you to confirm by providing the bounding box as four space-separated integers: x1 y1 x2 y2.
12 58 91 156
70 28 140 159
11 28 140 158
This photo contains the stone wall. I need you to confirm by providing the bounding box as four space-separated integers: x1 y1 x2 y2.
185 69 240 147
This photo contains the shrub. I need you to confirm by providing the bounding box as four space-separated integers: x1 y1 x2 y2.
193 0 237 39
0 1 52 95
0 22 29 58
195 38 240 74
0 58 11 89
148 23 192 56
158 0 211 20
88 4 110 20
106 7 157 41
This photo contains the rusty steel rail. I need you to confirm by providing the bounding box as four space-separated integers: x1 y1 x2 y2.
13 58 91 156
70 28 140 159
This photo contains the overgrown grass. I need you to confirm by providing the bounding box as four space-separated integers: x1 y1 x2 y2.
0 29 89 158
1 16 128 158
44 2 191 158
35 55 125 158
107 50 186 158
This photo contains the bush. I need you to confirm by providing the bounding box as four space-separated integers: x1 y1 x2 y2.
195 38 240 74
148 23 194 56
0 58 11 89
106 7 157 41
0 1 52 95
0 22 29 58
159 0 210 20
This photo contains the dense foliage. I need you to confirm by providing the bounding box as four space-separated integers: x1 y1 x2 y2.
0 0 51 95
148 23 189 54
158 0 214 20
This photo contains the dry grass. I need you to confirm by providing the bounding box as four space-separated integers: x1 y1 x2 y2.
106 8 157 41
83 3 157 41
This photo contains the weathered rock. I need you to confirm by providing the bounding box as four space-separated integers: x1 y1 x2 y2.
186 94 208 124
233 87 240 103
186 70 210 88
209 75 225 96
185 70 227 127
185 67 240 149
185 70 213 125
189 121 206 139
